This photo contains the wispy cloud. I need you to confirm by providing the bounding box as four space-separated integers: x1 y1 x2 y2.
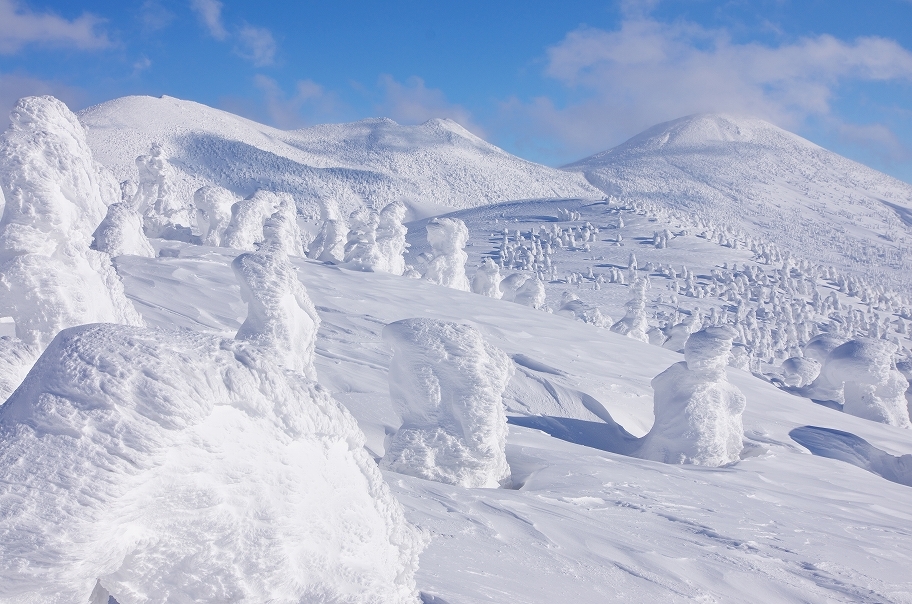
0 0 110 54
190 0 227 40
132 55 152 76
139 0 173 32
252 74 342 128
504 17 912 162
376 75 484 136
236 25 275 66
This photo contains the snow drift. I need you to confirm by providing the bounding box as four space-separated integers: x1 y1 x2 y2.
381 318 513 488
636 326 747 466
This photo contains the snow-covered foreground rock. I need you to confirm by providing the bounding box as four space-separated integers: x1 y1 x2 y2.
110 242 912 603
381 318 513 488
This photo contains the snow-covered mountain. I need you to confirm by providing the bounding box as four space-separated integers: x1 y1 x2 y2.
565 114 912 288
79 95 600 219
2 96 912 603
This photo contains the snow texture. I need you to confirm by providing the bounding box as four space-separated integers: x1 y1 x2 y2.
223 190 301 254
92 201 155 258
637 326 747 466
0 323 422 604
194 185 236 246
0 96 142 350
381 318 513 488
422 218 470 291
0 336 33 403
233 243 319 379
823 338 912 428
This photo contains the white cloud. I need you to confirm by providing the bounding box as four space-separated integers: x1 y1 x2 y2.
190 0 227 40
0 71 85 118
132 55 152 76
0 0 110 54
376 75 485 136
140 0 173 32
236 25 276 66
252 75 342 129
505 17 912 162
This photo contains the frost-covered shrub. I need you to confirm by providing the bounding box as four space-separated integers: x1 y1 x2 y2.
223 190 301 254
471 258 503 298
381 318 513 488
194 185 235 246
610 278 649 342
823 339 911 428
0 323 423 603
558 292 611 328
423 217 470 291
0 96 143 350
514 276 547 309
133 142 193 239
233 241 319 379
92 201 155 258
636 326 747 466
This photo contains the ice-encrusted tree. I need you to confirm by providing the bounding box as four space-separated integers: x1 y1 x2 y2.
636 326 747 466
381 318 514 488
423 217 470 291
376 200 409 275
610 278 650 342
92 200 155 258
822 339 911 428
0 96 143 351
133 142 193 239
472 258 504 298
223 190 303 255
194 185 236 246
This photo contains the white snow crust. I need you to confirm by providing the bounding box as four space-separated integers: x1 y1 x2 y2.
381 318 513 488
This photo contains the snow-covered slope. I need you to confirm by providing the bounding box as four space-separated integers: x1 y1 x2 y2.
78 95 600 219
565 114 912 287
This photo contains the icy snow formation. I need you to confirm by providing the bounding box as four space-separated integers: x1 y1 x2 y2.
610 278 650 342
636 326 747 466
0 323 422 603
381 318 513 488
376 201 409 275
0 96 142 350
194 185 235 246
92 201 155 258
822 339 911 428
233 243 319 379
133 142 193 239
223 190 301 254
557 292 611 328
779 356 821 388
423 217 470 291
471 258 503 299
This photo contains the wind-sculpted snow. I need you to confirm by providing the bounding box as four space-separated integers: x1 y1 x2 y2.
92 201 155 258
422 217 470 291
637 326 747 466
223 190 302 254
381 318 513 488
193 184 235 246
823 339 911 428
0 324 423 604
78 95 600 219
0 96 143 350
0 336 33 403
233 243 320 379
565 113 912 288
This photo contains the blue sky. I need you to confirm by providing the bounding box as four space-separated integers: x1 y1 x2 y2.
1 0 911 183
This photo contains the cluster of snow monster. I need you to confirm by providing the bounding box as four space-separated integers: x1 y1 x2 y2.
0 96 908 603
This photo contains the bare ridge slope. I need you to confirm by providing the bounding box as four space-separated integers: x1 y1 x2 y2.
565 113 912 284
78 95 599 218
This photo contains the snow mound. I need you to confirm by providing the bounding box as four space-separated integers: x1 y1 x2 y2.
565 113 912 288
557 292 611 328
381 318 513 488
471 258 503 299
78 95 600 220
823 338 911 428
636 326 747 466
233 244 319 379
423 218 470 291
0 323 422 603
0 96 143 349
0 336 33 403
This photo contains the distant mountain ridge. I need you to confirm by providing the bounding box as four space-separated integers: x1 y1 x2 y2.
78 95 600 219
564 113 912 285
